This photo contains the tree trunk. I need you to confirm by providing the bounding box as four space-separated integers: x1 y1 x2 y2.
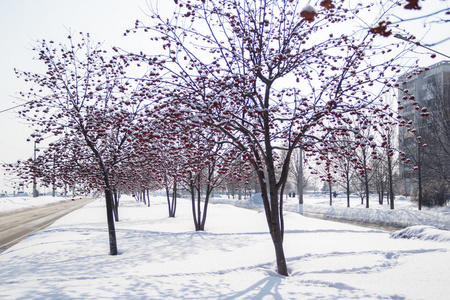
255 170 289 276
270 189 288 276
346 178 350 208
417 142 423 211
200 185 213 230
173 181 177 217
329 181 333 206
165 187 172 217
197 184 202 230
165 185 177 218
271 223 287 276
142 189 147 206
262 163 288 276
189 176 206 231
279 182 287 243
362 150 370 209
168 181 177 218
105 189 118 255
172 191 177 218
387 149 394 209
112 189 119 222
190 182 199 230
379 184 384 205
365 178 370 208
268 191 288 276
418 167 423 211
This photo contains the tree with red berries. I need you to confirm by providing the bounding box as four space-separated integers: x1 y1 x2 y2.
14 33 149 255
131 0 412 275
168 112 244 231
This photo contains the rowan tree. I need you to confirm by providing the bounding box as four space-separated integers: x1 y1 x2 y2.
176 119 242 231
145 123 188 218
324 135 358 207
130 0 413 275
14 33 149 255
214 156 256 200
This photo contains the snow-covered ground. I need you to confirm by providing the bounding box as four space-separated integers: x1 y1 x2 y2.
0 194 449 299
3 193 449 231
0 195 80 215
226 193 450 231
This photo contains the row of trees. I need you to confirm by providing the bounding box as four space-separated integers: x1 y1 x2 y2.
7 0 442 276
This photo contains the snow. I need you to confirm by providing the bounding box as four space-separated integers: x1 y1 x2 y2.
0 195 78 214
227 193 450 230
302 4 317 13
391 225 450 242
0 193 449 299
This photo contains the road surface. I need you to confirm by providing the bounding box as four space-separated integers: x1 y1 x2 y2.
0 198 96 253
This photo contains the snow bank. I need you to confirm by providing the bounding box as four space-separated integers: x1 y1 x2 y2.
223 193 450 231
233 192 264 210
391 225 450 242
297 203 450 230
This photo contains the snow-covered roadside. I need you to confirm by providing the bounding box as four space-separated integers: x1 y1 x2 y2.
3 192 449 231
0 195 79 214
294 195 450 231
212 193 450 231
391 225 450 242
0 195 449 299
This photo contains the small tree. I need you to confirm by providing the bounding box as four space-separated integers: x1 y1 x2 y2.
15 33 145 255
180 124 241 231
333 137 358 207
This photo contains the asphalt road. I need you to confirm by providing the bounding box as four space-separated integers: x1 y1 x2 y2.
0 198 97 253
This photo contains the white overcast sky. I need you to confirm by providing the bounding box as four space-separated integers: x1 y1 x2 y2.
0 0 448 191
